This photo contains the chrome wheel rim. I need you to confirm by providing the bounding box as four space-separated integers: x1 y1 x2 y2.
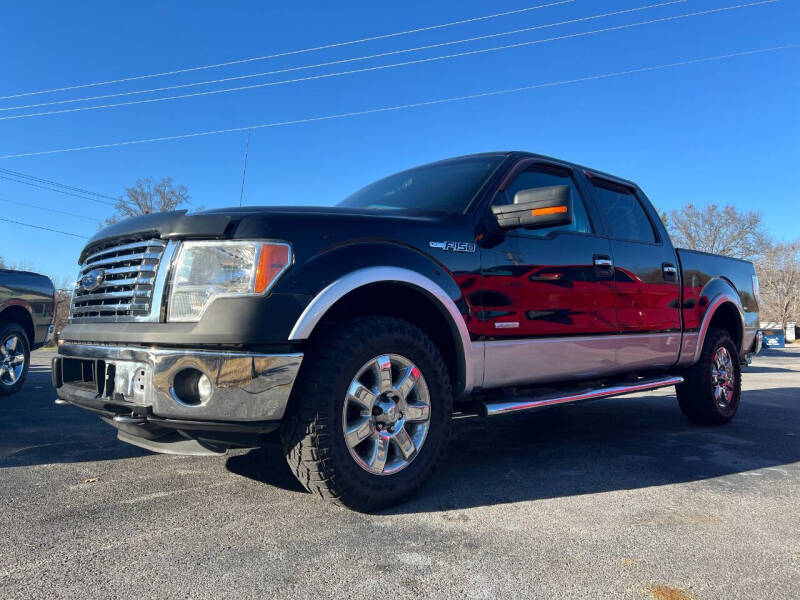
0 334 26 387
711 346 735 408
342 354 431 476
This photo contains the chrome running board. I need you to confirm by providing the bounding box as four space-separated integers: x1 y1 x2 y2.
480 375 684 417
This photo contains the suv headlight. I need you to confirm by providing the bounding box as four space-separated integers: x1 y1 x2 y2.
167 241 291 322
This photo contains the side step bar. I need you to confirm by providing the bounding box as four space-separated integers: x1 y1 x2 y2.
480 375 684 417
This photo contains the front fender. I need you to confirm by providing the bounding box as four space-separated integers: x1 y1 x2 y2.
283 242 479 394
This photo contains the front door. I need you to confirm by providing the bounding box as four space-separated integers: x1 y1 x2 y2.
478 160 619 388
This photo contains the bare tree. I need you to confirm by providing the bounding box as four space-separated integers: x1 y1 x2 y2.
50 276 75 343
104 177 190 226
756 240 800 329
0 256 35 271
667 203 770 261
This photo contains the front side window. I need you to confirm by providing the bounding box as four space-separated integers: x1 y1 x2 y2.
591 178 656 243
339 155 505 214
492 164 592 237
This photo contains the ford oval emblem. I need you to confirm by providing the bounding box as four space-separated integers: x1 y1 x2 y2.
80 268 105 292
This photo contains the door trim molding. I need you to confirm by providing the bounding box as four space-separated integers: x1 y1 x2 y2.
480 332 682 389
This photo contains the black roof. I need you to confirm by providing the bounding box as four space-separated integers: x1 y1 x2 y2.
425 150 639 188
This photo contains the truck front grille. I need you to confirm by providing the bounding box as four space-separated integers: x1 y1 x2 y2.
70 239 167 322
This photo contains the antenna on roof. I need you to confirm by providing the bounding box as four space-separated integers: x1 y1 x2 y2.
238 129 251 207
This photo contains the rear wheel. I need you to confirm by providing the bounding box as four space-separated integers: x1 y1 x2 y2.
281 316 453 511
0 323 30 397
677 328 741 425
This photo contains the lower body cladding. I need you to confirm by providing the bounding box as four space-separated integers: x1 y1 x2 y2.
53 344 303 455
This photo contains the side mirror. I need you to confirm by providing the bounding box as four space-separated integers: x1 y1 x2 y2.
491 185 573 231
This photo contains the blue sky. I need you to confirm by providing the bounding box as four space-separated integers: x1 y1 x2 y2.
1 0 798 284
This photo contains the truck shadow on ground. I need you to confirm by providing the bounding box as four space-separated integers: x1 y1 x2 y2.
0 364 149 468
227 387 800 513
759 347 798 358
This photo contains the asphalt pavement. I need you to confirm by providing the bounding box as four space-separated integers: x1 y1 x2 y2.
1 347 798 599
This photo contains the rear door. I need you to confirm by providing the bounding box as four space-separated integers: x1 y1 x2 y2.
584 173 682 368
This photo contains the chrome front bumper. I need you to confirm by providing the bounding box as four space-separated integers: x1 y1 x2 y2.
54 343 302 422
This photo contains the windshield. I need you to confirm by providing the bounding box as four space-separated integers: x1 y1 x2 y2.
338 155 505 213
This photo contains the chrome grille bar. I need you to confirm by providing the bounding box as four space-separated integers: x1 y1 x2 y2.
84 239 166 263
71 303 146 315
72 289 151 304
79 252 161 272
91 275 154 287
94 266 157 277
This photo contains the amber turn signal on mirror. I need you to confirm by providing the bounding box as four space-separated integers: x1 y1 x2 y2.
531 205 568 217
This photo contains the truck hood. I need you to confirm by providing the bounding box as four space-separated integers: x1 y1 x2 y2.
81 205 452 260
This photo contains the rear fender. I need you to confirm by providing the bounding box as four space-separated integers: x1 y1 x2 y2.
684 277 745 365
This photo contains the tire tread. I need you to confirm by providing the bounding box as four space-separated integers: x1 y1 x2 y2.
676 327 741 425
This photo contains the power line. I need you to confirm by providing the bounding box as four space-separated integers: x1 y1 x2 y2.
1 43 794 161
0 216 89 238
0 0 688 113
0 167 118 201
0 0 776 122
0 196 96 221
0 175 116 206
0 0 574 101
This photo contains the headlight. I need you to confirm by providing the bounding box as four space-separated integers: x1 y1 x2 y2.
167 241 291 322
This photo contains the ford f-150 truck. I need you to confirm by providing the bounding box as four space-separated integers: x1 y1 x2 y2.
1 269 54 396
53 152 761 510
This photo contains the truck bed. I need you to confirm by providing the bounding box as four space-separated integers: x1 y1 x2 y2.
676 248 759 351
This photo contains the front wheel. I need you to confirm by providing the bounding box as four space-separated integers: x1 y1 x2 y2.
676 328 741 425
0 323 31 397
281 316 453 511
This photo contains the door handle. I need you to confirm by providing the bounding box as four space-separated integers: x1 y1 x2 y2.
662 262 678 281
593 254 614 278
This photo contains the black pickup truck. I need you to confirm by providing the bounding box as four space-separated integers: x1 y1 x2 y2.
54 152 761 510
1 269 54 396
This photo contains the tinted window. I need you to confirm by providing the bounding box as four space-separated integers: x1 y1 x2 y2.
591 178 656 243
493 164 592 236
339 155 504 213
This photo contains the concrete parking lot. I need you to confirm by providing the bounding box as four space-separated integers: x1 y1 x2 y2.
1 348 798 599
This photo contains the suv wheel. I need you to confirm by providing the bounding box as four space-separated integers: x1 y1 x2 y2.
0 323 31 397
676 328 741 425
281 316 453 511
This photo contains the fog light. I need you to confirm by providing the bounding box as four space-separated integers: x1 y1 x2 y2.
171 368 213 406
197 373 212 401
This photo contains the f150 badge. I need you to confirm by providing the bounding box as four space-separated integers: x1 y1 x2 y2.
429 241 476 253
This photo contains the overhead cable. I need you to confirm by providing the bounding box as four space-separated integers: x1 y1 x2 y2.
0 0 574 100
1 43 794 160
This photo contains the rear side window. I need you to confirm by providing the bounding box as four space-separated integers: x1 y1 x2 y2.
591 178 656 243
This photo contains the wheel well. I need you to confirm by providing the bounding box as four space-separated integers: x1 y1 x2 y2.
708 302 743 351
0 306 34 345
310 282 463 393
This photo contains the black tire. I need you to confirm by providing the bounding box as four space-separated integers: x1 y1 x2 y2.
280 316 453 511
676 328 741 425
0 322 31 397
